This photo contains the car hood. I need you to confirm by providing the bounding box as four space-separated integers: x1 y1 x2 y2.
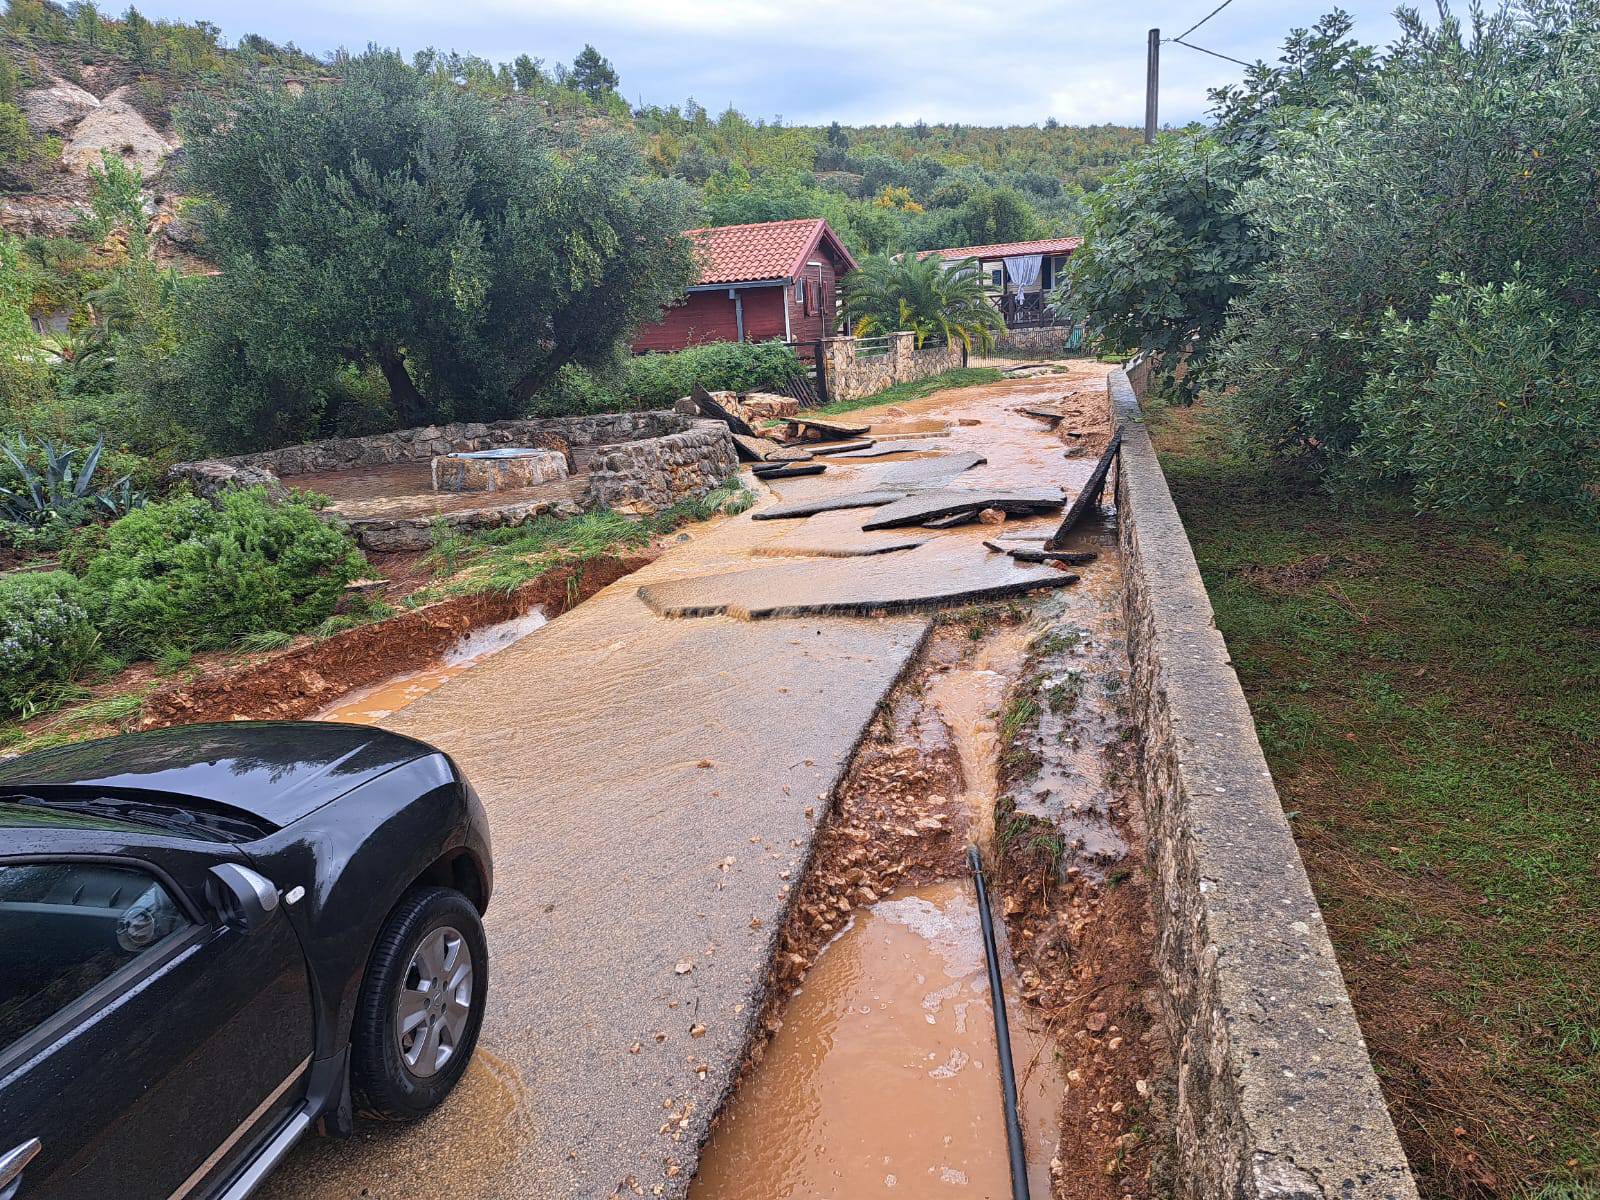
0 722 440 829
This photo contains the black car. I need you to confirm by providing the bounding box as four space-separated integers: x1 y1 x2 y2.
0 721 493 1200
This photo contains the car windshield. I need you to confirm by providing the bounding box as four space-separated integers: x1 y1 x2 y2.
0 794 271 843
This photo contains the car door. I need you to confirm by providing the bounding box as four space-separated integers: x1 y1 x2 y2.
0 847 315 1200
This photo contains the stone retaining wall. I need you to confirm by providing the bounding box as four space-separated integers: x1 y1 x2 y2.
1108 368 1418 1200
821 332 964 403
170 411 739 549
203 412 691 478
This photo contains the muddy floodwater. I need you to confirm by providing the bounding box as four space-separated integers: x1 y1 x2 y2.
691 879 1060 1199
315 608 548 724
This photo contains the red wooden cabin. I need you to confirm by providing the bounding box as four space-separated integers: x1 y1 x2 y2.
632 219 858 354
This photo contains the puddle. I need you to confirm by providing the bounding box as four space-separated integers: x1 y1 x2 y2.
691 879 1060 1200
315 608 548 725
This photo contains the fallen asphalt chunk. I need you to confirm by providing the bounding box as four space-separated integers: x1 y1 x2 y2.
808 439 876 456
732 433 813 463
781 415 871 441
983 540 1099 565
861 488 1065 530
751 489 909 520
637 548 1079 619
752 462 827 479
1045 427 1123 550
825 440 951 459
692 385 758 437
879 451 987 486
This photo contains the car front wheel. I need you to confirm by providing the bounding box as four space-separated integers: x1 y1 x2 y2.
350 886 488 1120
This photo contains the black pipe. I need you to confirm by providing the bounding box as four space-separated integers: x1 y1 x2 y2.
968 843 1031 1200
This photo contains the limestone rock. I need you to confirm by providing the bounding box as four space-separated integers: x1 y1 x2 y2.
62 91 172 175
168 460 290 505
19 80 101 135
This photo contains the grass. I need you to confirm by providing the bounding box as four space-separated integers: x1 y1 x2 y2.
1150 402 1600 1199
410 480 755 604
814 367 1003 416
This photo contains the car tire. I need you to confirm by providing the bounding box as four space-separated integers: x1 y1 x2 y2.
350 886 489 1121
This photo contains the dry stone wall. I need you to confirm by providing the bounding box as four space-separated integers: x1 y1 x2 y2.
821 332 964 403
1108 368 1419 1200
170 411 738 548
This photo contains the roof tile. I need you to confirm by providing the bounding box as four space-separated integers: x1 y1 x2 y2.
685 219 856 286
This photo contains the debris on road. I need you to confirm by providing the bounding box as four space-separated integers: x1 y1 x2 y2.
861 488 1065 531
1045 427 1123 550
751 462 827 479
751 490 908 521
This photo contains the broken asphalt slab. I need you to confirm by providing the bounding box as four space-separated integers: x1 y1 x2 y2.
826 440 951 459
750 489 908 521
637 544 1079 619
877 451 987 486
860 487 1065 530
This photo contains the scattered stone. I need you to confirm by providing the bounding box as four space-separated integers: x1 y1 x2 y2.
978 507 1007 526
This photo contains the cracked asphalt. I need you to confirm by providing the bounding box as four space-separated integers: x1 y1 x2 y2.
260 369 1105 1199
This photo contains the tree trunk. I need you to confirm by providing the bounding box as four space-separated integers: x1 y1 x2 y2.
510 350 578 409
380 351 431 427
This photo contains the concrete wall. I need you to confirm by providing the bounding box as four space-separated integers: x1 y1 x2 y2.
821 331 963 403
1108 368 1419 1200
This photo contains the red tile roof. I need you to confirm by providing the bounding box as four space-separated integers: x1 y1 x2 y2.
920 236 1083 261
685 218 859 286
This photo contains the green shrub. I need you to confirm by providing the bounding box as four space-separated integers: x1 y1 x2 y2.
0 571 99 716
1352 278 1600 514
66 488 366 659
625 341 803 408
529 342 805 416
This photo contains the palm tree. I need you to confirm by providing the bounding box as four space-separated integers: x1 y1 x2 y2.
841 253 1005 353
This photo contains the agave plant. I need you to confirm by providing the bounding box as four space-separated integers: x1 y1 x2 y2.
0 435 146 530
841 253 1006 353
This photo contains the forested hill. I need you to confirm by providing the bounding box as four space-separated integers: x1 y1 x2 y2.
1 1 1143 255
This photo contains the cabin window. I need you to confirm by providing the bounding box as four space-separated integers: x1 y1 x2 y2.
809 280 822 314
990 268 1003 288
794 279 805 304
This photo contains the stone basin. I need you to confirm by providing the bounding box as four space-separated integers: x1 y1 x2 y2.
431 447 569 493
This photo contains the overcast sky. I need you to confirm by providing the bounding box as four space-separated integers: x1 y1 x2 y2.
134 0 1410 127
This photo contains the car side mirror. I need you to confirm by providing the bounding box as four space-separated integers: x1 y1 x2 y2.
207 864 281 933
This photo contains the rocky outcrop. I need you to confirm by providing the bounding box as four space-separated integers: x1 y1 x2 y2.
19 79 101 135
61 87 173 175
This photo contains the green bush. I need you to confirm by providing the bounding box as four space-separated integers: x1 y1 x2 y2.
529 342 805 416
0 571 99 716
624 341 804 407
66 488 366 659
1352 278 1600 513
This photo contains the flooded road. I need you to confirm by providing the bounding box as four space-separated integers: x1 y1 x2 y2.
263 360 1125 1200
691 879 1060 1200
314 608 549 724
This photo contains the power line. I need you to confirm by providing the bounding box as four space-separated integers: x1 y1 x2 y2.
1170 37 1255 68
1171 0 1237 44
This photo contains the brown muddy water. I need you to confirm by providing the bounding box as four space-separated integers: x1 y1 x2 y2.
691 879 1060 1199
314 607 549 724
694 364 1143 1200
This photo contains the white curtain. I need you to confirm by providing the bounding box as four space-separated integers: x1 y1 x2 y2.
1002 254 1042 306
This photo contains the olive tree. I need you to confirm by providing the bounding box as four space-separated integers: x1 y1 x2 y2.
175 49 696 447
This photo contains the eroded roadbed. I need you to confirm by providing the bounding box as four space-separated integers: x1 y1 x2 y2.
262 361 1142 1200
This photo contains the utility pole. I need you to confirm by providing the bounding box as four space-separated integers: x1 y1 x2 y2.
1144 28 1160 145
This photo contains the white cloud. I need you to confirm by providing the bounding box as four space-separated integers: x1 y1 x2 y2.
141 0 1408 126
